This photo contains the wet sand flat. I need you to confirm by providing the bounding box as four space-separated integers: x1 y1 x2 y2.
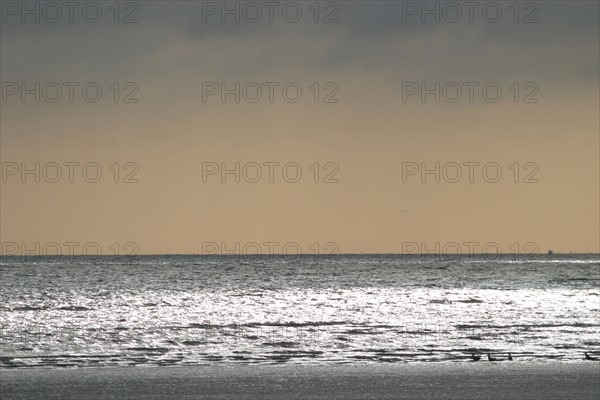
2 363 599 400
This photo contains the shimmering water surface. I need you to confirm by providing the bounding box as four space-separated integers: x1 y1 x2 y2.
1 254 598 368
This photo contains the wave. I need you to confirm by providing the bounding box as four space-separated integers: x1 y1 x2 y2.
57 306 90 311
12 306 48 311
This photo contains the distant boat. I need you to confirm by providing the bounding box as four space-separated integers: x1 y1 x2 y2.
585 352 598 361
471 353 481 361
508 353 513 361
487 354 500 362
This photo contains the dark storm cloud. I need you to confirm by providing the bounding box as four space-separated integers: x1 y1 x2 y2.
0 1 597 81
164 0 600 80
173 1 599 45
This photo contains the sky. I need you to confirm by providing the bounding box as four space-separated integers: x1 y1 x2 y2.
1 1 598 255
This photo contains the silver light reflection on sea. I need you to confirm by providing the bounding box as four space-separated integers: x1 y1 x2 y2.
0 254 598 368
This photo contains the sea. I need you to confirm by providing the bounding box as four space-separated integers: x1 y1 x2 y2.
1 254 598 368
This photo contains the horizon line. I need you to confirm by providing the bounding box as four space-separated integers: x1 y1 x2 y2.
1 252 599 257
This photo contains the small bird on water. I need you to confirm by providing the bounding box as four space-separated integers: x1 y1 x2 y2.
508 353 513 361
471 353 481 361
